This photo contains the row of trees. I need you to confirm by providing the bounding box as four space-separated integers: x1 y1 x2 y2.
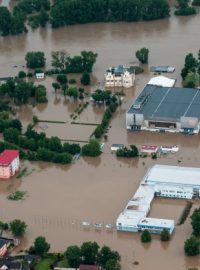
10 0 50 32
65 242 120 270
50 0 170 28
0 219 27 237
181 50 200 88
141 229 170 243
94 102 118 139
51 50 98 74
25 50 97 76
0 6 27 36
184 207 200 256
0 79 47 104
0 121 81 164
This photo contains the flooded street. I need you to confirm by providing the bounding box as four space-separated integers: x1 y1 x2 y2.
0 4 200 270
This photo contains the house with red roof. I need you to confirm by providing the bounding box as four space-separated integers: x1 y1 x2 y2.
0 150 20 179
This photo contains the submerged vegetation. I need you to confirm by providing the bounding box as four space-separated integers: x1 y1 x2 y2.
0 0 172 37
7 191 27 201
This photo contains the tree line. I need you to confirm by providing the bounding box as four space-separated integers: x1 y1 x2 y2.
50 0 170 28
184 207 200 256
0 0 170 36
0 78 47 104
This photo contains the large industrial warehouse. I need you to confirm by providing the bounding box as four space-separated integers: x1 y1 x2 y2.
116 165 200 234
126 84 200 134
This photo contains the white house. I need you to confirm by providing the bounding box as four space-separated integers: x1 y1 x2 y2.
105 65 135 88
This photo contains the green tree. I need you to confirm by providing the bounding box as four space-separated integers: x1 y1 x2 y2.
51 50 68 71
10 219 27 237
0 7 12 36
105 259 121 270
81 51 98 73
57 74 67 85
184 72 199 88
25 51 46 68
81 71 90 85
141 229 151 243
63 143 81 155
191 207 200 237
3 127 20 144
15 81 33 104
184 236 200 256
81 140 102 157
97 246 120 268
35 85 48 103
81 241 99 265
18 70 26 78
175 0 196 15
48 136 62 152
192 0 200 5
65 245 82 268
181 53 198 80
160 229 170 241
136 48 149 64
52 82 60 93
33 236 50 256
9 119 22 132
67 87 79 100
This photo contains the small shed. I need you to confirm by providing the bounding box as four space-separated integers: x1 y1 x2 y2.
147 76 176 87
35 73 45 80
141 145 158 154
111 144 124 151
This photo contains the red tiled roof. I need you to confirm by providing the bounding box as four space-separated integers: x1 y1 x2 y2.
0 150 19 166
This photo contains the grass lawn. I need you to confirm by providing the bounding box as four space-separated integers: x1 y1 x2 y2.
35 258 56 270
56 258 69 268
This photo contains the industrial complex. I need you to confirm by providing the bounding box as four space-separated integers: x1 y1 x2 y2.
126 81 200 134
116 165 200 234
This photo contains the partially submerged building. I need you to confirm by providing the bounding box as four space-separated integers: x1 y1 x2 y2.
105 65 135 88
0 150 20 179
116 165 200 234
126 83 200 134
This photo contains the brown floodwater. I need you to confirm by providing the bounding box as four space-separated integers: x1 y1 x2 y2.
1 5 200 270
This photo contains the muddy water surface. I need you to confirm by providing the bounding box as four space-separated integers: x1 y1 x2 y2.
0 5 200 270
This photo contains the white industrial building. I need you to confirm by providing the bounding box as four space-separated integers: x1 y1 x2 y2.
105 65 135 88
116 165 200 234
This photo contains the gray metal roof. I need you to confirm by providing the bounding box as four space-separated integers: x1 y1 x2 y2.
128 85 200 120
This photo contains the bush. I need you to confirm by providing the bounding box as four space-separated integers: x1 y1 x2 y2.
160 229 170 241
57 74 67 85
69 78 77 84
175 7 196 16
136 48 149 64
18 70 26 78
184 236 200 256
81 139 101 157
94 125 105 139
141 230 151 243
81 71 90 85
10 219 27 237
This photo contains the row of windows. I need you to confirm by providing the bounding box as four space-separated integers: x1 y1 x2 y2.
161 190 189 194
